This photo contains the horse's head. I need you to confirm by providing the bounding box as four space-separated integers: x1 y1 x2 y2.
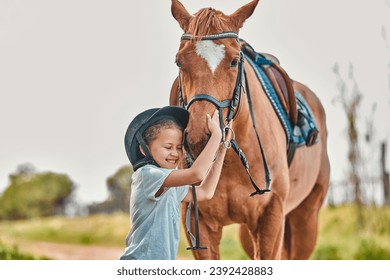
171 0 259 157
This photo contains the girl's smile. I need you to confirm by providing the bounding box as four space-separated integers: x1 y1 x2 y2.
147 127 184 169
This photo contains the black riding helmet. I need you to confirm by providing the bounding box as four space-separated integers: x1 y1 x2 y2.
124 106 189 171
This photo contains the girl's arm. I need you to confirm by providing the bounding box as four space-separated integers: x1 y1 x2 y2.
162 110 222 188
182 143 228 202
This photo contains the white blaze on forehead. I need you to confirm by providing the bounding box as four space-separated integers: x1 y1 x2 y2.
195 41 225 74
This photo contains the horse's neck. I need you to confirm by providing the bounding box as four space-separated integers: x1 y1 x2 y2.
231 66 279 146
231 91 255 142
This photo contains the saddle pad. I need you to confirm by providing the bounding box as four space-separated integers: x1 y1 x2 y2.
244 53 318 147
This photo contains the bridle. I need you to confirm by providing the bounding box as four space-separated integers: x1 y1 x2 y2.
176 31 271 250
178 32 243 146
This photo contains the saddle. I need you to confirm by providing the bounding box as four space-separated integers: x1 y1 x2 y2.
241 40 298 128
240 40 319 165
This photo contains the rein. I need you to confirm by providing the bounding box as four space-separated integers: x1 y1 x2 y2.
177 31 271 250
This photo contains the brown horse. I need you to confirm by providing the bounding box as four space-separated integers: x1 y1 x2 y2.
169 0 330 260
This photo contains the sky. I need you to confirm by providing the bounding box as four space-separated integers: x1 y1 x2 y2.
1 0 389 204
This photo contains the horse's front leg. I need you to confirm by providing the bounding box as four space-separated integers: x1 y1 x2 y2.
252 192 285 259
181 204 223 260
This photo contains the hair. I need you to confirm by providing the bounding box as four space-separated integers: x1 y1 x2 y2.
142 119 184 146
189 8 234 39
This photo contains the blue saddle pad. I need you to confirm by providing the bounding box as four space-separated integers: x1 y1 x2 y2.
244 53 318 147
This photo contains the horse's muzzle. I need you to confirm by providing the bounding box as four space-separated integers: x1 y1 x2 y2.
184 130 210 161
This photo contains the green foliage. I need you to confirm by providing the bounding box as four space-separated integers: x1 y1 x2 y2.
219 225 249 260
311 245 341 260
314 204 390 259
0 241 47 260
1 205 390 259
0 214 129 247
362 206 390 235
354 239 390 260
0 168 74 220
106 165 133 194
88 165 133 214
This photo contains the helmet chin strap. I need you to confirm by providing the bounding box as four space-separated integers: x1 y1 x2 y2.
133 133 159 171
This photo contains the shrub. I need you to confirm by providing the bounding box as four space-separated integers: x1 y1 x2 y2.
0 241 48 260
312 245 341 260
354 239 390 260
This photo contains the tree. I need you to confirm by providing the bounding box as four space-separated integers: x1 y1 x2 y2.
0 164 75 220
88 165 132 214
381 142 390 204
381 1 390 204
333 63 364 229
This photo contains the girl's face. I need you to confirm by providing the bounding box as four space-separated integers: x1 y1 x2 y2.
147 127 184 169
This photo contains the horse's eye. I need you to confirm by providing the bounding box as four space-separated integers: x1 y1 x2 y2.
230 58 239 67
175 56 184 69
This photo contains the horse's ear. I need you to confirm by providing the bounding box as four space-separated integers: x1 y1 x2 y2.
171 0 192 31
230 0 259 29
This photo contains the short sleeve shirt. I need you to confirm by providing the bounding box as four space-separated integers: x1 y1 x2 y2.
120 164 190 260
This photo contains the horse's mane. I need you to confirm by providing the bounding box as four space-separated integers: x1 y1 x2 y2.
188 8 234 40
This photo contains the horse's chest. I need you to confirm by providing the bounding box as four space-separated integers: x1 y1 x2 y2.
204 186 261 224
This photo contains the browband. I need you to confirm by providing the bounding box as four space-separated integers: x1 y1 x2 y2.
181 31 239 41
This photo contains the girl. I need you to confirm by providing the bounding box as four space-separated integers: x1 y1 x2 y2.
120 106 229 260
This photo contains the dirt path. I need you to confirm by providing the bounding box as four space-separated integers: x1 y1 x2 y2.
6 238 123 260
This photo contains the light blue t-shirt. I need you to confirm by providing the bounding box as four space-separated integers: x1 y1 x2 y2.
120 164 190 260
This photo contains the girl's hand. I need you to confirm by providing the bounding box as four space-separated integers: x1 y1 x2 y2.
207 110 222 137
